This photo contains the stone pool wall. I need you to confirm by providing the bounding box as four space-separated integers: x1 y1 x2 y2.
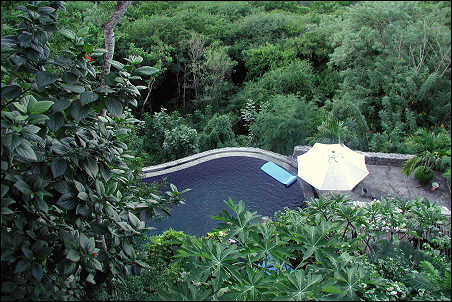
292 145 414 167
142 147 315 201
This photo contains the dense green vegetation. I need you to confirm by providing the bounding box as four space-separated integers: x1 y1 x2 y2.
4 1 448 163
1 1 187 300
1 1 450 300
92 196 451 301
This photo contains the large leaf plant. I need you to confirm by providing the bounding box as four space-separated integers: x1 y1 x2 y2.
1 1 185 300
157 196 450 301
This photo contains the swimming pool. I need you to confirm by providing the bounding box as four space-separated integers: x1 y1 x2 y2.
141 148 311 237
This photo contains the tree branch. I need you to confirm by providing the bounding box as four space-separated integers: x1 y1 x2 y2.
140 78 155 118
100 1 132 86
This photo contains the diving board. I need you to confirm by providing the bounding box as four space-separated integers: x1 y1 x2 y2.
260 161 297 187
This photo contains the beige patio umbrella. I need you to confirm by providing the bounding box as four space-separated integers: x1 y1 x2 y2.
297 143 369 191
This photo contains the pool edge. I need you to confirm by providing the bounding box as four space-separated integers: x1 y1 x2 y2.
140 147 315 202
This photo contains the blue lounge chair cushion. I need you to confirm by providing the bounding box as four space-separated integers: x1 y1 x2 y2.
258 255 294 275
260 161 297 187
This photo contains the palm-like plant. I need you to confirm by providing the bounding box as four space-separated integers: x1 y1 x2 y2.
405 128 450 155
157 198 450 301
307 116 351 145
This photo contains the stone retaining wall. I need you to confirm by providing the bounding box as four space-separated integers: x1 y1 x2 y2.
292 145 415 167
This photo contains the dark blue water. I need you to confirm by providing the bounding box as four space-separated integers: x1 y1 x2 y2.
142 156 305 237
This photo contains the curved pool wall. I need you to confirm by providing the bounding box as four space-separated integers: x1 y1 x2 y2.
141 147 314 198
140 148 314 237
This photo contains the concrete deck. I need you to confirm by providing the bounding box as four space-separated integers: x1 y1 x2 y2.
292 146 451 215
313 165 451 214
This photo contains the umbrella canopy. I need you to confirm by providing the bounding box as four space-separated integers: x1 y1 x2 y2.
297 143 369 191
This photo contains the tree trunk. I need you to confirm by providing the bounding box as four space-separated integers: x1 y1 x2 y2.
183 62 187 114
97 1 131 278
140 78 155 118
100 1 132 86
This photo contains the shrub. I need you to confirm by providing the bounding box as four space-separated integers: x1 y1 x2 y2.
199 113 237 151
413 166 434 186
155 197 450 301
243 42 297 80
140 108 197 165
257 60 315 101
249 94 320 154
163 124 200 160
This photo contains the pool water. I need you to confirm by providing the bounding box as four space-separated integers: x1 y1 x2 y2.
142 156 306 237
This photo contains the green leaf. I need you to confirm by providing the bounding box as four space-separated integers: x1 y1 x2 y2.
105 98 123 118
86 273 96 284
92 258 103 271
91 48 107 55
117 221 139 234
95 179 105 196
15 142 37 161
135 259 150 269
73 180 85 192
59 28 76 41
1 184 9 197
57 193 75 210
30 101 53 114
51 98 72 112
1 207 14 215
61 71 78 84
124 55 143 64
28 114 49 124
22 246 33 259
79 233 90 251
128 212 140 228
15 260 30 273
36 71 59 88
109 60 124 70
123 242 135 258
66 249 80 262
22 125 41 134
76 204 90 216
61 84 85 94
321 285 345 295
13 102 27 113
47 112 64 131
105 205 120 222
99 164 112 182
1 85 22 99
77 192 89 201
38 6 56 15
70 100 82 122
49 159 67 178
52 142 69 155
80 91 99 106
31 263 43 281
37 199 48 214
135 66 159 76
64 263 76 275
83 159 98 179
95 85 115 94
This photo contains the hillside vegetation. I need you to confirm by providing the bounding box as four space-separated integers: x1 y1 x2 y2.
1 1 450 301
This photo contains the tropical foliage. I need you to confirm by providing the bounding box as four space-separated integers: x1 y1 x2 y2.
1 2 186 300
92 196 451 301
1 1 450 301
3 1 446 161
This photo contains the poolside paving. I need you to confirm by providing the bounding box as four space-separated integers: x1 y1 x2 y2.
311 164 451 215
